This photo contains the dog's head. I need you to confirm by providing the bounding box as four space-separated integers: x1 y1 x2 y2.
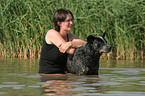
87 32 111 53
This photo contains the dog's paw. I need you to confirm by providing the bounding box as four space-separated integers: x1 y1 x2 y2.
76 67 89 75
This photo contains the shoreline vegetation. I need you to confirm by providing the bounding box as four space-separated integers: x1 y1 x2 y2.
0 0 145 60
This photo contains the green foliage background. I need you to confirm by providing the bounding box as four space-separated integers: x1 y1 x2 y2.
0 0 145 60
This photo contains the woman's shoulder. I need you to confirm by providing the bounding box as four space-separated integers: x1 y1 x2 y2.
47 29 58 34
46 29 61 37
45 29 59 44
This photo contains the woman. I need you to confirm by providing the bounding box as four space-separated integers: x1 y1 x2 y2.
39 8 86 74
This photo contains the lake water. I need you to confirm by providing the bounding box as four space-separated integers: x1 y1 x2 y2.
0 58 145 96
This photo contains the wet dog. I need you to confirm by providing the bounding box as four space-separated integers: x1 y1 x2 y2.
67 32 111 75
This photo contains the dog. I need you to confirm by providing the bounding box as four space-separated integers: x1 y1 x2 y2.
67 32 111 75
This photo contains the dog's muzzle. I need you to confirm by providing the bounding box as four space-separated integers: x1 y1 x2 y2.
100 45 111 53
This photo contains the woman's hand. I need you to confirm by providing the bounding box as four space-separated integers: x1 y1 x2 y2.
59 42 72 53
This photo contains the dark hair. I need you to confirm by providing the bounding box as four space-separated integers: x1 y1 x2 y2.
53 8 74 32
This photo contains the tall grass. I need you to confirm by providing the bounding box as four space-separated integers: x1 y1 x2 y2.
0 0 145 60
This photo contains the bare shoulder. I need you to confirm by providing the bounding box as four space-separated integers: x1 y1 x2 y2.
46 29 61 39
68 33 78 41
45 29 61 44
47 29 59 35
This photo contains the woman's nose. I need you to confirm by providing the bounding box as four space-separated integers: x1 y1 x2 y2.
70 21 73 24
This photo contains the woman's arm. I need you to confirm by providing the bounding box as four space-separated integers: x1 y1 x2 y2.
60 33 86 54
46 29 86 55
45 29 66 47
70 39 86 48
65 39 86 55
45 29 78 55
67 33 86 48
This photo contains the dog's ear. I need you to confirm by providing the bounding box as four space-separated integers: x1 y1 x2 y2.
101 32 106 38
87 35 95 43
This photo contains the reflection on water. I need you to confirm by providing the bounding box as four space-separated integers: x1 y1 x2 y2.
0 58 145 96
40 75 73 95
40 74 100 96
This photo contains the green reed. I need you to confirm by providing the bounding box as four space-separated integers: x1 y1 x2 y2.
0 0 145 60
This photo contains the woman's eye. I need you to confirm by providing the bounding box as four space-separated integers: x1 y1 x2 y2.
66 19 73 22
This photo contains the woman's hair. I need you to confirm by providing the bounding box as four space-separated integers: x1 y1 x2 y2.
53 8 74 32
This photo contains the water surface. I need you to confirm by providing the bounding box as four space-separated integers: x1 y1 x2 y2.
0 58 145 96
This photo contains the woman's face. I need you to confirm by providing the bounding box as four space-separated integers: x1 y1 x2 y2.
59 14 74 32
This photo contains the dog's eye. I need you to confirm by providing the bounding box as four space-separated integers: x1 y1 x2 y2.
97 42 102 47
98 41 103 44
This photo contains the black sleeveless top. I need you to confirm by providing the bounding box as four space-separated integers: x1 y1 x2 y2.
39 35 69 74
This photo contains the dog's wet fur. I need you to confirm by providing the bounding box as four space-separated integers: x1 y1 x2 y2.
67 32 111 75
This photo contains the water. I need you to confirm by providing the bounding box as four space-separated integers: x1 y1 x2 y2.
0 58 145 96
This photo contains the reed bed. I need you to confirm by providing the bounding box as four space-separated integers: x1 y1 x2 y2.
0 0 145 60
